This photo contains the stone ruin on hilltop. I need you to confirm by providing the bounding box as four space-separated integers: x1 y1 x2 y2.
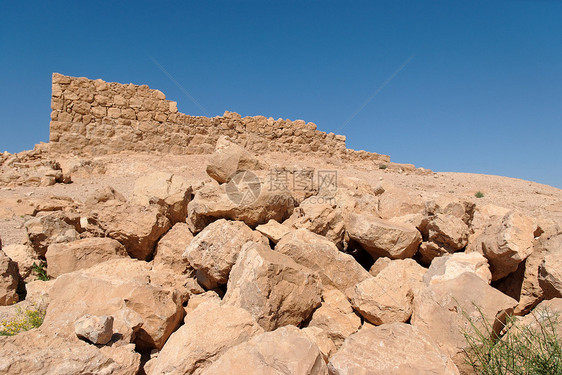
48 73 390 162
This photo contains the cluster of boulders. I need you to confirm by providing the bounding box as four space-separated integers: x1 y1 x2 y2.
0 138 561 374
0 144 70 187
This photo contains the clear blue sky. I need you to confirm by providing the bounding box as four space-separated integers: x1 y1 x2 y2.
1 1 561 188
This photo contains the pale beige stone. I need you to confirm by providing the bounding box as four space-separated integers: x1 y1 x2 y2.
183 219 266 288
74 314 114 345
46 237 128 278
200 325 328 375
423 252 492 285
0 330 140 375
275 229 370 296
132 171 192 224
328 323 459 375
255 219 292 243
345 213 422 259
224 242 322 331
153 223 194 275
147 301 263 375
0 250 19 306
411 272 517 370
309 289 361 347
347 259 425 325
41 259 184 350
468 211 536 280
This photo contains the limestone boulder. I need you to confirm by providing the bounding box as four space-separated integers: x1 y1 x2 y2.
301 327 337 363
132 171 192 224
1 244 38 282
377 187 425 219
46 237 128 278
468 211 536 280
206 136 268 184
346 213 422 259
41 259 184 350
153 223 194 275
255 219 292 243
184 219 266 288
275 229 370 296
200 325 328 375
147 301 263 375
421 213 469 251
286 199 345 246
347 259 425 325
411 272 517 369
224 242 322 331
308 288 362 347
423 252 492 285
0 250 20 306
25 214 78 257
187 180 294 233
0 330 140 375
84 199 171 260
424 195 475 225
538 240 562 299
74 314 114 345
328 323 459 375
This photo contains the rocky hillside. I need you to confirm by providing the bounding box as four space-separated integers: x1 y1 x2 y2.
0 136 561 374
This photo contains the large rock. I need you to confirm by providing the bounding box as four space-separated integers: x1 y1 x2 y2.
183 219 266 288
25 214 78 257
1 244 39 282
411 272 517 369
153 223 195 275
147 301 263 375
328 323 459 375
84 197 171 260
423 252 492 285
346 213 422 259
377 187 425 219
206 136 268 184
74 314 114 345
255 219 292 244
224 242 322 331
0 330 140 375
468 211 535 280
46 237 128 278
187 180 294 232
41 259 184 350
275 229 370 296
0 250 20 306
347 259 425 325
200 325 328 375
538 237 562 299
421 214 469 251
308 288 362 347
286 199 345 246
132 171 192 224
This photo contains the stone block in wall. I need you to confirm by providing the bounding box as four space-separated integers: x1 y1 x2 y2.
92 106 107 118
94 94 110 106
108 108 121 118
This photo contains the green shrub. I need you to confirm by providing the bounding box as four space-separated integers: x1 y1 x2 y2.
31 262 50 281
475 191 485 198
462 306 562 375
0 304 46 336
379 164 388 170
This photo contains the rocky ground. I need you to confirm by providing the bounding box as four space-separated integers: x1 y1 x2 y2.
0 138 561 374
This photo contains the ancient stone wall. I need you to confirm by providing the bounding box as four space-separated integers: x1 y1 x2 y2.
49 73 389 162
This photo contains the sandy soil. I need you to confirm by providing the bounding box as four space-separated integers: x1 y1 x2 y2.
1 152 560 247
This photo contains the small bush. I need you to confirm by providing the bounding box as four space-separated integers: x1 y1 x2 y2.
32 262 50 281
0 304 46 336
462 305 562 375
379 164 388 170
475 191 485 198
